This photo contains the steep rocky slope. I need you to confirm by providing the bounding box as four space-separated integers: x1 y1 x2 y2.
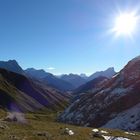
0 68 69 112
58 56 140 131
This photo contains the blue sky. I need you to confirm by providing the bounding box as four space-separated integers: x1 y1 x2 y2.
0 0 140 75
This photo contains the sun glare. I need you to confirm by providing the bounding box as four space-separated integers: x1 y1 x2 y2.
113 12 138 36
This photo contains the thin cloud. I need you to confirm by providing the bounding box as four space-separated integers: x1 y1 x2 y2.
47 67 55 70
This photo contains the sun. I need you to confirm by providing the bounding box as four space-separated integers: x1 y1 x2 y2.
113 12 138 36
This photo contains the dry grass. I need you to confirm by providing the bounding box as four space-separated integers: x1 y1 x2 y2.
0 110 139 140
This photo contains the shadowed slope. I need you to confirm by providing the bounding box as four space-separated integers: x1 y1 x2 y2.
0 68 69 112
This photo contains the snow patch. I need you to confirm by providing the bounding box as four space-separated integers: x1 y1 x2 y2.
92 128 99 132
100 130 109 134
102 135 130 140
125 132 136 135
64 128 74 136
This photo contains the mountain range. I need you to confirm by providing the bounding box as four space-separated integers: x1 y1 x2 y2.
59 74 87 88
58 56 140 131
25 68 75 91
0 60 116 92
0 57 140 131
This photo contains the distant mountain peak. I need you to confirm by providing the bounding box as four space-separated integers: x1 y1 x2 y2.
25 68 75 91
80 73 87 78
8 59 18 63
25 68 46 73
25 68 49 79
60 73 87 88
0 59 18 65
94 67 115 73
0 60 24 74
25 68 35 71
106 67 114 71
88 67 116 81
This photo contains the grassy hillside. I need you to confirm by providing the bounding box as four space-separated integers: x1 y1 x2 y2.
0 110 139 140
0 68 69 112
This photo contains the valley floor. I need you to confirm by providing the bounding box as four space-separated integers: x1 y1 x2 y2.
0 110 139 140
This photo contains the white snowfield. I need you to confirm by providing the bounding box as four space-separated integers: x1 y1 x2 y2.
102 103 140 130
102 135 130 140
91 129 131 140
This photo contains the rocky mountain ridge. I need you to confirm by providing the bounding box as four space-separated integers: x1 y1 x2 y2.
58 56 140 131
